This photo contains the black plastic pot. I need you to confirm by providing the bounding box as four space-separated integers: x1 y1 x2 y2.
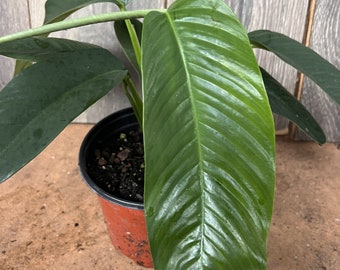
78 107 153 268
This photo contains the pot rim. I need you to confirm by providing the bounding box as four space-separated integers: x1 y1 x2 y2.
78 107 144 210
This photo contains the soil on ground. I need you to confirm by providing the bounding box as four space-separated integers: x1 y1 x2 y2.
0 124 339 270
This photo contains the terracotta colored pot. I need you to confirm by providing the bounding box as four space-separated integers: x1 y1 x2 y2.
97 196 152 267
79 108 153 268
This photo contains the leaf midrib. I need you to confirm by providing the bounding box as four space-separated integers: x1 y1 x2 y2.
165 11 206 267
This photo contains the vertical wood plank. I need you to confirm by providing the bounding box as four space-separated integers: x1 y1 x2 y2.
1 1 338 141
243 0 309 97
297 0 340 142
0 1 30 90
28 0 45 27
227 0 309 131
54 1 165 123
27 0 165 123
0 0 309 125
167 0 310 131
47 3 127 123
1 1 165 123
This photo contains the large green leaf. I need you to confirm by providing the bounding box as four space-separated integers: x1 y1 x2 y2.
0 48 127 182
261 68 326 144
142 0 275 269
44 0 128 24
0 36 99 62
249 30 340 106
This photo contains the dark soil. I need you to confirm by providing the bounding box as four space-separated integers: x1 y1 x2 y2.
86 127 145 203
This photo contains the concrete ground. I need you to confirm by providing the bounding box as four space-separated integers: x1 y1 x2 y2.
0 124 339 270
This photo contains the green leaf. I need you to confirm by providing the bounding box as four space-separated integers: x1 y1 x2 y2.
249 30 340 106
113 0 132 8
0 48 127 183
261 68 326 144
44 0 128 24
0 36 99 62
114 19 143 72
14 60 32 75
142 0 275 269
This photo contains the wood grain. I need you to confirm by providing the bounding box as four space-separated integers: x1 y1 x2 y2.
168 0 310 130
0 1 30 89
227 0 310 130
0 1 165 123
0 0 338 141
46 2 129 123
34 1 165 123
297 0 340 142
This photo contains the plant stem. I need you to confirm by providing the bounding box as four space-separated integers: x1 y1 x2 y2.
121 7 142 70
122 75 143 127
126 21 141 68
0 9 165 44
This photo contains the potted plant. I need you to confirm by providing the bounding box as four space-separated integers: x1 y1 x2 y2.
0 0 339 269
78 107 153 267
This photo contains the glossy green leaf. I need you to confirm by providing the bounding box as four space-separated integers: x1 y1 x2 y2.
142 0 275 269
44 0 126 24
261 68 326 144
0 48 127 182
114 19 143 72
0 36 99 62
249 30 340 106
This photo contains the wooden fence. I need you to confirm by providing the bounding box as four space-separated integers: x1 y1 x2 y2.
0 0 339 142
